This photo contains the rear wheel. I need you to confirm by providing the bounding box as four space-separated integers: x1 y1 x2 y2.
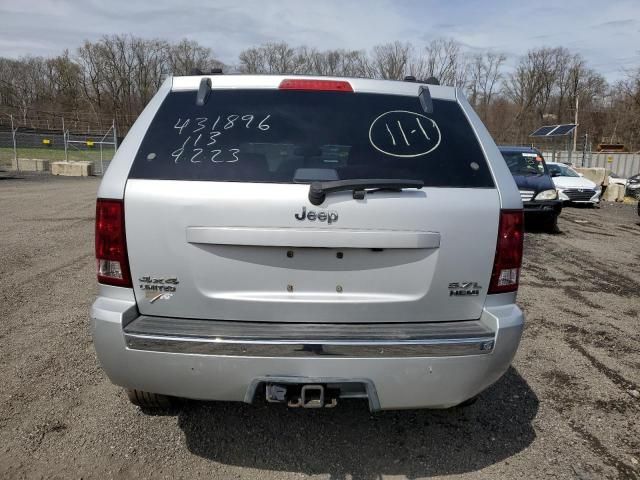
126 389 175 409
541 213 558 233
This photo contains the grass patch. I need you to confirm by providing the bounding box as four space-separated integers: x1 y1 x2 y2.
0 147 114 165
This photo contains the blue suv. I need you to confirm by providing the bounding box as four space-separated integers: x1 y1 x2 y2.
499 146 562 232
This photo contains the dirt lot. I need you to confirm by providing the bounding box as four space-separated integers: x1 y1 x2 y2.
1 174 639 480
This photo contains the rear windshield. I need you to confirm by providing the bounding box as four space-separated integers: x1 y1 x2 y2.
501 151 548 176
129 89 494 188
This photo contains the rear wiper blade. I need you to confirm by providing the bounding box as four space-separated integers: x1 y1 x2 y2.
308 179 423 205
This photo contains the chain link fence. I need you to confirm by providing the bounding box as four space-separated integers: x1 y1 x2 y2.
0 115 118 175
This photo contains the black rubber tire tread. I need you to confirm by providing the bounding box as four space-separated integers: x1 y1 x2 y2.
543 214 559 233
126 389 173 409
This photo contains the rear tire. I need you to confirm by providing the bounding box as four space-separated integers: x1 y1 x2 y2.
126 389 174 409
541 213 558 233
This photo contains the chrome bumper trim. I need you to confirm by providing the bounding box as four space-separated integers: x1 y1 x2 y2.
123 316 496 357
124 333 495 357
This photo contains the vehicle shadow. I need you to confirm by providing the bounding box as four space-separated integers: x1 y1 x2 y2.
524 218 562 234
176 366 538 479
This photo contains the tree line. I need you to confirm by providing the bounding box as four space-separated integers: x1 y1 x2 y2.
0 34 638 150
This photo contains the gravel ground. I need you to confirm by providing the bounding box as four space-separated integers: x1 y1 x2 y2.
0 174 638 480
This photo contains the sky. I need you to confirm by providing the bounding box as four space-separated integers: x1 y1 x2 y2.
0 0 638 80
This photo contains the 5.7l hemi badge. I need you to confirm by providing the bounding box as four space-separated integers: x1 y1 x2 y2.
448 282 482 297
139 276 179 300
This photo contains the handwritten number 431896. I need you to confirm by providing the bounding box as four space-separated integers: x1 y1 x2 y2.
173 114 270 135
171 114 270 164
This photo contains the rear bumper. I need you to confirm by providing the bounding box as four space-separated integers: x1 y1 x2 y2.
522 199 562 214
123 316 497 357
91 291 524 410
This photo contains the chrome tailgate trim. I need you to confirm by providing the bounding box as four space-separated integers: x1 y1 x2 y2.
186 226 441 249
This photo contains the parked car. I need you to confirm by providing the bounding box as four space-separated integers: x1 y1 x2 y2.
547 162 601 205
627 173 640 199
608 172 628 188
499 146 561 232
92 74 524 411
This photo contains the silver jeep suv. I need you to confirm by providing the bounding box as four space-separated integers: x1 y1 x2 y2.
92 74 524 411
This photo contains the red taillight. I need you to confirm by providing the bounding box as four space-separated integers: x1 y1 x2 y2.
278 79 353 92
95 199 132 288
488 210 524 294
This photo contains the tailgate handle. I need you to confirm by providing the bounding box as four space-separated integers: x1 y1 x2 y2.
186 227 440 249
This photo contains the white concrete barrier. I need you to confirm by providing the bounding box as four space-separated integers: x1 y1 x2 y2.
574 167 607 186
51 161 93 177
12 158 50 172
602 183 625 202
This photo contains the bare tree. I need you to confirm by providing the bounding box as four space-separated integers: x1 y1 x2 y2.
74 35 223 129
410 39 467 86
503 47 566 141
370 41 411 80
238 46 267 74
238 42 305 74
44 51 82 112
606 68 640 148
0 56 50 123
3 37 640 150
467 52 506 115
296 47 369 77
167 39 222 75
501 47 612 144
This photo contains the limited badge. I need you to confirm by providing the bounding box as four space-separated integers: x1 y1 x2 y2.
138 276 179 301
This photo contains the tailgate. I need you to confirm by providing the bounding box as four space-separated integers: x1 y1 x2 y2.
121 83 501 323
125 180 499 322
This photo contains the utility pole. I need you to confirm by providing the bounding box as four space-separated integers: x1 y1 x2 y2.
10 114 19 172
581 133 588 167
62 117 68 162
572 96 579 153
